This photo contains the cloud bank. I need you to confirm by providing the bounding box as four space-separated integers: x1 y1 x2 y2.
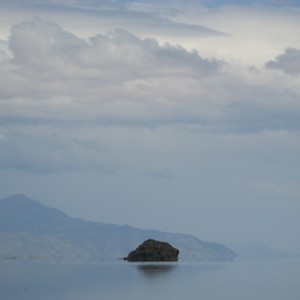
0 16 300 174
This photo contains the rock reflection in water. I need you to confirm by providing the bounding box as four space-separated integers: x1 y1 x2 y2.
136 263 178 278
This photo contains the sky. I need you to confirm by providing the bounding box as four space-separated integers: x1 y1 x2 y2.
0 0 300 252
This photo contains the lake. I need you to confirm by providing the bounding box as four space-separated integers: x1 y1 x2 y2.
1 259 300 300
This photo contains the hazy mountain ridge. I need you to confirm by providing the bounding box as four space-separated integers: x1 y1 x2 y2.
230 242 299 261
0 194 237 262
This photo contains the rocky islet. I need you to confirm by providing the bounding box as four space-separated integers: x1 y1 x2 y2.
125 239 179 262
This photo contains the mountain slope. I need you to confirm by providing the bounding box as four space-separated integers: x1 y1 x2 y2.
0 194 237 262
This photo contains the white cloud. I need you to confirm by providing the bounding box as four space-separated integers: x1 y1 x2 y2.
3 18 221 100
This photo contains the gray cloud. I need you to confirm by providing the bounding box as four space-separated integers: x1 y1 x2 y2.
266 48 300 74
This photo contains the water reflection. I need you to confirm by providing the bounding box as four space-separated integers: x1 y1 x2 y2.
1 260 299 300
136 263 178 278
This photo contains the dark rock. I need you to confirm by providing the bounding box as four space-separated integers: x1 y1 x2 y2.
125 239 179 262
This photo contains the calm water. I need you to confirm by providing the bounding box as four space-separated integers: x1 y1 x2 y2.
1 259 300 300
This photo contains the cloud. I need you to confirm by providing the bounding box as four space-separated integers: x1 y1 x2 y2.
0 0 226 42
1 17 300 174
0 18 299 130
200 0 299 7
266 48 300 75
144 167 173 180
0 18 225 128
4 18 221 99
0 130 117 174
10 18 85 68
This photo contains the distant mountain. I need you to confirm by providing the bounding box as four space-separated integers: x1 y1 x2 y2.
230 242 298 261
0 194 237 262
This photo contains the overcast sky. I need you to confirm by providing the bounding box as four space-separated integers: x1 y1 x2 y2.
0 0 300 252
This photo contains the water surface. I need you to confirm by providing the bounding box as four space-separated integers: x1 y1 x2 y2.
1 259 299 300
